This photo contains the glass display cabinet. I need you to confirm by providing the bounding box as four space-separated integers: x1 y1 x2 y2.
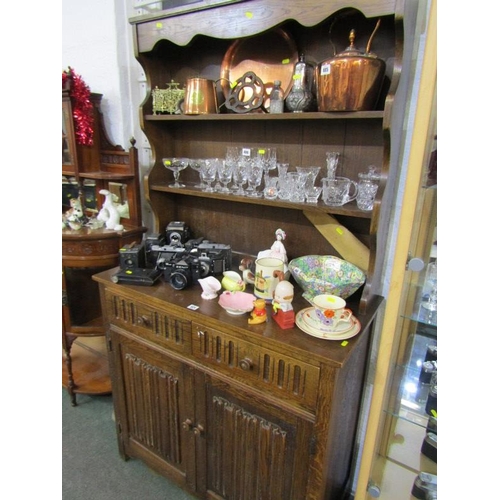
354 0 437 497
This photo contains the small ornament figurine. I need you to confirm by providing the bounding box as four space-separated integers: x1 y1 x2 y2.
198 276 222 300
97 189 127 231
272 280 295 329
239 258 256 285
248 298 267 325
269 228 288 263
63 197 86 230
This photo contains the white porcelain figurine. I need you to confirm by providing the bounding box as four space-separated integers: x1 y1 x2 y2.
97 189 126 230
198 276 222 300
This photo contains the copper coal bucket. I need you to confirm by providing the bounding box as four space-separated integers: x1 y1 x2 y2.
184 77 219 115
316 20 386 112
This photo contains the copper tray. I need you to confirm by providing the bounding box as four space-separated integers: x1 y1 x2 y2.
220 28 299 111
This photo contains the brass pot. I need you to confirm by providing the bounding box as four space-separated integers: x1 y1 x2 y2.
184 77 219 115
316 20 386 112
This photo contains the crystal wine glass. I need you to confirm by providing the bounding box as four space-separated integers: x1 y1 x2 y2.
162 157 189 188
225 146 240 191
216 159 234 193
200 158 220 193
189 158 206 188
246 155 264 197
232 159 249 196
262 147 277 176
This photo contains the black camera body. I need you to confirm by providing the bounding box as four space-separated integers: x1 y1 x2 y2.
162 253 203 291
119 242 146 269
113 222 232 290
197 242 232 277
166 221 191 246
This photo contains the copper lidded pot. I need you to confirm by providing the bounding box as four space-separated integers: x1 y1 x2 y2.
316 19 386 112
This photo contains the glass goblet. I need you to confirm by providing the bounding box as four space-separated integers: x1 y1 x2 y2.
217 159 234 193
232 160 248 196
225 146 240 190
200 158 219 193
162 157 189 188
246 161 264 197
189 158 206 188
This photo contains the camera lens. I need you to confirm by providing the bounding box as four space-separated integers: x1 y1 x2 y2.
200 261 210 278
169 271 189 290
169 232 181 244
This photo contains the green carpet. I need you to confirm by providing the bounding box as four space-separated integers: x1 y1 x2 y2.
62 389 196 499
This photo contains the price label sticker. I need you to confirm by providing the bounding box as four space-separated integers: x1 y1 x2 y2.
245 11 253 19
341 341 349 347
241 148 251 157
187 304 199 311
293 74 301 80
156 22 163 28
320 63 331 76
282 58 290 64
336 227 344 235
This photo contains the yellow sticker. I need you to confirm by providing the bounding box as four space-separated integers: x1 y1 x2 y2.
126 270 132 275
336 227 344 235
282 58 290 64
156 22 163 28
341 341 349 347
245 11 253 19
431 409 437 418
165 160 172 165
293 74 301 80
258 149 265 154
230 81 237 88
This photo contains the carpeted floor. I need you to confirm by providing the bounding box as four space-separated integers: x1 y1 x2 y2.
62 389 197 500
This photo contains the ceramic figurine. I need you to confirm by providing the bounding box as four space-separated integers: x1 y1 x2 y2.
272 280 295 329
248 298 267 325
257 228 289 279
97 189 128 231
239 257 255 285
269 228 288 263
198 276 222 300
63 197 86 230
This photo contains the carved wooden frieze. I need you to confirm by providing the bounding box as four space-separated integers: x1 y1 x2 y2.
209 395 290 498
62 239 119 257
123 352 182 463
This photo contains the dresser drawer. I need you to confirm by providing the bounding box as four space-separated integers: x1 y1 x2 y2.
104 290 191 354
192 322 320 413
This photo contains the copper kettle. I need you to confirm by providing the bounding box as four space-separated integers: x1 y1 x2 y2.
316 19 386 112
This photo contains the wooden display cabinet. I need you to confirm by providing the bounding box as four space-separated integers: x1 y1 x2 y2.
62 85 146 406
94 0 420 497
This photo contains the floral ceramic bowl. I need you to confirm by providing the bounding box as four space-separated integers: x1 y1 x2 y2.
288 255 366 301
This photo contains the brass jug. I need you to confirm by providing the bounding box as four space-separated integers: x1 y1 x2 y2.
184 77 219 115
316 19 386 112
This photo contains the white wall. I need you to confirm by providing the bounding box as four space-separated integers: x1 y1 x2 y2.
62 0 152 225
62 0 140 149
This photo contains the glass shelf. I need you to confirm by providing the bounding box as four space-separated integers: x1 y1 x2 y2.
401 284 437 328
385 332 437 428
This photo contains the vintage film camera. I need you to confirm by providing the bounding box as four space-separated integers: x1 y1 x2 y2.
112 242 162 285
151 239 231 290
165 221 191 246
112 223 232 290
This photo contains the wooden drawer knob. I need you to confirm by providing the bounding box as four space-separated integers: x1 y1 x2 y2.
137 315 151 327
239 357 253 371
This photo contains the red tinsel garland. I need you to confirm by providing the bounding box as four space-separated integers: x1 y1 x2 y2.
62 67 94 146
